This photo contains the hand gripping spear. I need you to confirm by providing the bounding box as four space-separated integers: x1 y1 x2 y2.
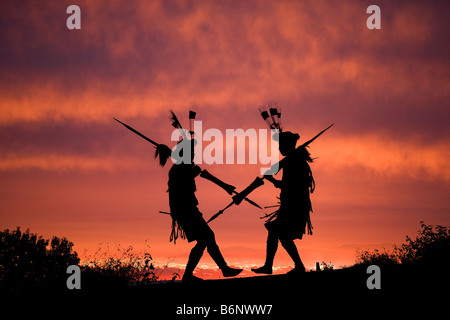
207 177 264 223
207 123 334 223
113 114 262 211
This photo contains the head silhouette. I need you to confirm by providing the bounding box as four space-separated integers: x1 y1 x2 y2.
172 138 196 164
275 131 300 156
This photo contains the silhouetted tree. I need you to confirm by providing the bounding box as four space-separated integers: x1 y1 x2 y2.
395 221 449 266
0 227 79 293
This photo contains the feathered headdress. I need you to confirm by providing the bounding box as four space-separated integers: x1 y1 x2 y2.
259 102 282 131
258 103 334 149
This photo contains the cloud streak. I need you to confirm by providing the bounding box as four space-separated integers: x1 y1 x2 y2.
1 118 448 183
0 1 448 138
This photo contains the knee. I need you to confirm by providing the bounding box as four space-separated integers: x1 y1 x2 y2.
279 237 295 248
204 228 216 243
267 230 280 242
197 229 215 247
194 240 207 251
204 230 219 249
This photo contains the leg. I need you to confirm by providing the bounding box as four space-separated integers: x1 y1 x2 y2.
252 230 279 274
206 237 227 269
279 237 305 273
204 228 242 277
182 241 206 281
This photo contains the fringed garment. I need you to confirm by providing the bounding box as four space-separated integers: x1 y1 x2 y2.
264 150 315 240
167 163 210 243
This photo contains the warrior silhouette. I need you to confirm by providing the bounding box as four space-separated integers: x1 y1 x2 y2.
169 139 243 281
252 131 314 275
114 112 246 282
232 106 330 275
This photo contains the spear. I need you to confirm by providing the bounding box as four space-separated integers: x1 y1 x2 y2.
299 123 334 149
113 118 172 166
206 202 234 223
114 117 158 146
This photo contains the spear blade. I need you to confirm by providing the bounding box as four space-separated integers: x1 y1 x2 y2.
207 211 223 224
207 201 234 223
241 196 262 209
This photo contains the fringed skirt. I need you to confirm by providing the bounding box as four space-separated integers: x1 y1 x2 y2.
264 201 313 240
169 207 212 244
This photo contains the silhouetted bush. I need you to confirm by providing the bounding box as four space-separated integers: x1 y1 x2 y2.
0 227 79 293
355 222 449 267
395 221 449 266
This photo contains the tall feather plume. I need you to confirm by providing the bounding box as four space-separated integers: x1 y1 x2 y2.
169 110 187 139
268 102 281 131
170 110 183 129
259 106 273 128
276 107 282 130
260 103 282 131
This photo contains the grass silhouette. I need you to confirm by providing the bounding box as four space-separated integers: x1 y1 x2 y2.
80 241 171 289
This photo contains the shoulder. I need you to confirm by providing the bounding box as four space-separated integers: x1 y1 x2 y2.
193 165 202 174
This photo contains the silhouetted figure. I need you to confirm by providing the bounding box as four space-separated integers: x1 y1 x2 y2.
253 131 315 275
114 112 244 282
169 140 242 282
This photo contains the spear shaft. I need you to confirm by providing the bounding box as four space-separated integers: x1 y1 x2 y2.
299 123 334 149
113 118 159 147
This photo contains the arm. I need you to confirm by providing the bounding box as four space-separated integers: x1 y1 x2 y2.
193 165 202 178
263 157 285 188
264 175 283 189
232 177 264 205
199 169 236 195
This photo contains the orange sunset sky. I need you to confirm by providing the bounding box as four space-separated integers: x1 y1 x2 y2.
1 0 449 277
